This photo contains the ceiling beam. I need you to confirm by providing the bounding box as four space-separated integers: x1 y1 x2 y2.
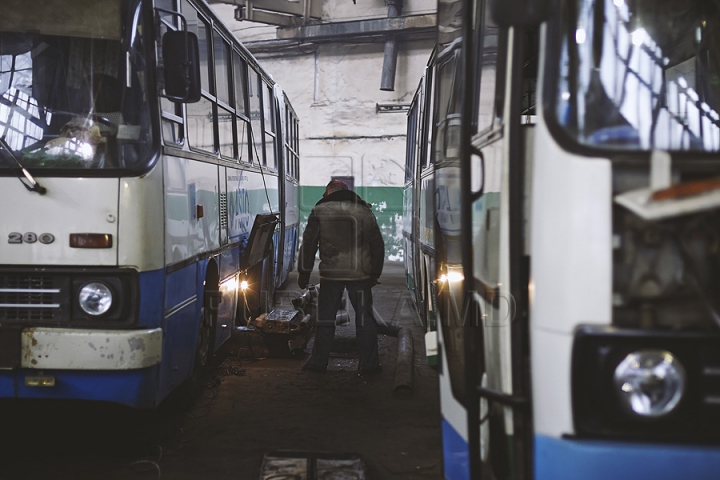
275 13 436 41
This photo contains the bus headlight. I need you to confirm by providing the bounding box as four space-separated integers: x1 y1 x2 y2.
613 349 686 417
78 282 113 316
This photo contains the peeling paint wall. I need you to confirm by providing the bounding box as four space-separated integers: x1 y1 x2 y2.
212 2 436 260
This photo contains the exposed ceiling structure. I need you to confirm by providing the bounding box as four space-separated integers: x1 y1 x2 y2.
208 0 436 90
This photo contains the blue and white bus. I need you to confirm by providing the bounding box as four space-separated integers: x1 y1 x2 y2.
405 0 720 478
0 0 300 408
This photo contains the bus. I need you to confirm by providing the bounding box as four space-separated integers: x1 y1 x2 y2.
0 0 300 408
403 52 436 336
404 0 720 478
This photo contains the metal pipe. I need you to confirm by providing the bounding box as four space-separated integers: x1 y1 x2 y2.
378 324 414 398
380 0 403 91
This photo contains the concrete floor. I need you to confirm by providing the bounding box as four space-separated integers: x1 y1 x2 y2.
0 262 443 479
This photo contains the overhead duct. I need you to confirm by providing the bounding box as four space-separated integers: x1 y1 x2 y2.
380 0 403 91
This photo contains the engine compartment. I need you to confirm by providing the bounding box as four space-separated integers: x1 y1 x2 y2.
613 165 720 331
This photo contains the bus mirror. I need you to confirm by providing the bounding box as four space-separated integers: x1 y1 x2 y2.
162 30 201 103
490 0 551 27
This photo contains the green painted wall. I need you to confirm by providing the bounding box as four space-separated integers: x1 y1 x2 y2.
299 186 404 261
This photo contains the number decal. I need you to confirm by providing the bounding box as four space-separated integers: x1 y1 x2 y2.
7 232 54 244
23 232 37 243
39 233 55 244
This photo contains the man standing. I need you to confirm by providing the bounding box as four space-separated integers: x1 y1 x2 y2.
298 179 385 374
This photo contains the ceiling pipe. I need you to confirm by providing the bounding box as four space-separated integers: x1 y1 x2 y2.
380 0 403 91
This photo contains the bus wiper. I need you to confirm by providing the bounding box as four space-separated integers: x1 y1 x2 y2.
0 136 47 195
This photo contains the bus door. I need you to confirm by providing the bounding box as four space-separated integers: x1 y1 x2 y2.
435 0 535 478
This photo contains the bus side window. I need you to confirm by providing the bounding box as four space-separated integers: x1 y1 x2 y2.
263 82 276 170
424 68 435 169
214 31 233 159
234 52 250 163
186 13 215 153
406 98 419 183
475 1 508 132
159 0 184 146
248 69 264 165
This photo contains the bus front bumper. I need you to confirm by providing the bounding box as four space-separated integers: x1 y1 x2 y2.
18 327 162 370
535 434 720 480
0 327 163 407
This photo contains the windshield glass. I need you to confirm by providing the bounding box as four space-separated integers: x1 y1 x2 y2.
553 0 720 152
0 0 153 171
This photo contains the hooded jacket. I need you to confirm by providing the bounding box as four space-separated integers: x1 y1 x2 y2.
298 189 385 281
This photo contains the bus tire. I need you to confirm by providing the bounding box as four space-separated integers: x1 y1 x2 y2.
189 290 216 392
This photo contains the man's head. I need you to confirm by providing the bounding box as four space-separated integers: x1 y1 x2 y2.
324 179 349 197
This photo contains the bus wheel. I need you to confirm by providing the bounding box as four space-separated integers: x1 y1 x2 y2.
190 297 215 389
195 306 212 369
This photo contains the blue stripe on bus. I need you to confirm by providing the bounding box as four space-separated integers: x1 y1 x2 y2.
14 367 159 408
138 269 165 328
0 371 14 397
535 434 720 480
442 419 470 480
165 263 197 311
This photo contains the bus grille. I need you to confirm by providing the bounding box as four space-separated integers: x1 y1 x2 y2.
0 274 65 322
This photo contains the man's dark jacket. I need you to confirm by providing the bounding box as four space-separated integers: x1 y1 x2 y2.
298 189 384 281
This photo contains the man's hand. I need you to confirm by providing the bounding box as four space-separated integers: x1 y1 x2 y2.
298 273 310 290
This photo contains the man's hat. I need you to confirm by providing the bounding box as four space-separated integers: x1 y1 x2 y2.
324 179 349 197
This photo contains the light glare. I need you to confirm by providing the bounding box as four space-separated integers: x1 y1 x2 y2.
631 29 646 46
221 278 239 292
575 28 586 44
440 271 464 283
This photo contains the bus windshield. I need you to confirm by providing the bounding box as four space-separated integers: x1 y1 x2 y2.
553 0 720 152
0 0 153 171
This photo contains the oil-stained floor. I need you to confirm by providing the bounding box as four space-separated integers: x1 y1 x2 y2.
0 263 442 480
